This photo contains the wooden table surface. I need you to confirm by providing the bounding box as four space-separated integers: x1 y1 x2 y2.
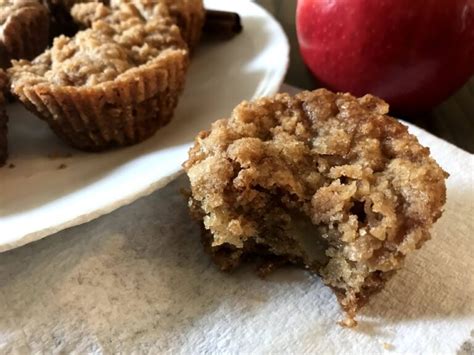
256 0 474 153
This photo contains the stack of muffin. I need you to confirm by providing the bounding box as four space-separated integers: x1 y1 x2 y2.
0 0 204 165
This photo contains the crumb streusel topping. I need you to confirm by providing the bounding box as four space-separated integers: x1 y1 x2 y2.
184 89 448 317
9 1 185 86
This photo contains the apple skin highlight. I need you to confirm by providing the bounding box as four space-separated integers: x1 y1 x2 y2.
296 0 474 112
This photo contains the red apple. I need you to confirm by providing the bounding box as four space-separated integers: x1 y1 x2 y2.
296 0 474 112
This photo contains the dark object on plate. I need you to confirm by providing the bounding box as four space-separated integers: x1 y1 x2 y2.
203 10 242 39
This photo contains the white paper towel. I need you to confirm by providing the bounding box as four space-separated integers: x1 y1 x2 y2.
0 86 473 354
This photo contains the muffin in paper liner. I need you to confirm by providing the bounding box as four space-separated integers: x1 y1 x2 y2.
0 69 8 164
9 2 189 151
0 0 50 68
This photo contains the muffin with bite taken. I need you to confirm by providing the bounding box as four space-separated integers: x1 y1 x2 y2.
184 89 448 325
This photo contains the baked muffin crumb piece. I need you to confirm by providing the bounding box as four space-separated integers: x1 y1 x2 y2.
184 89 448 318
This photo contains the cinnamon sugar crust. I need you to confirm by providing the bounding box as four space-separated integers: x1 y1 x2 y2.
184 89 448 319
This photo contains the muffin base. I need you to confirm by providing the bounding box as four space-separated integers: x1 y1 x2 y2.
11 49 188 151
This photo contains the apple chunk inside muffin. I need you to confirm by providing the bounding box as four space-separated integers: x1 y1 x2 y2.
184 89 448 322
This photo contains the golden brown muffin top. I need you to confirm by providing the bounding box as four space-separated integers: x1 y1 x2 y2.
186 90 447 238
9 1 186 87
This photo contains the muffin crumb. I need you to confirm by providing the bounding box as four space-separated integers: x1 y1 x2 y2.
339 317 358 328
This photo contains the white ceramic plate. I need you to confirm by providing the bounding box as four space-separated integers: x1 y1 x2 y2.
0 0 289 252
